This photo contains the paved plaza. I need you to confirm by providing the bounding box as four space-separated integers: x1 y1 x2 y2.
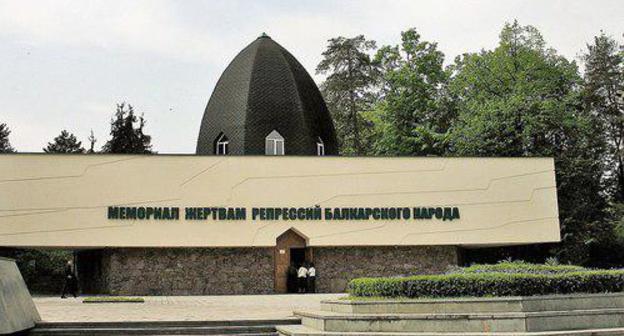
33 294 345 322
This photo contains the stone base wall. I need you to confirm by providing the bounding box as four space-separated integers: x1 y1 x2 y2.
78 247 274 295
77 246 459 295
312 246 460 293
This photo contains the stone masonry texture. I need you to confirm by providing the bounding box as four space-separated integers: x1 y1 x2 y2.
312 246 460 293
77 246 459 295
79 248 274 295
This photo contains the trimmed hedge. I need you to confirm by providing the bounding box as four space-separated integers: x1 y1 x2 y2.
348 270 624 298
455 261 587 274
82 297 145 303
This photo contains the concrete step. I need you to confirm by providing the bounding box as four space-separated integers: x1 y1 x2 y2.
34 319 299 329
294 308 624 333
29 326 277 335
321 293 624 315
28 318 300 336
277 324 624 336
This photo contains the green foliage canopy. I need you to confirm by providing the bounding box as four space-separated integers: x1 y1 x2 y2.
102 103 153 154
446 21 609 263
318 22 619 265
316 35 379 155
582 33 624 201
0 123 15 153
43 130 85 153
370 28 455 156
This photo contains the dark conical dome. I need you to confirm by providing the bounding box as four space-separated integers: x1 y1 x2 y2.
196 34 338 155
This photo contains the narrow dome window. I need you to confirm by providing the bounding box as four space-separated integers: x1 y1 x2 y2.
215 133 229 155
265 130 285 156
317 137 325 156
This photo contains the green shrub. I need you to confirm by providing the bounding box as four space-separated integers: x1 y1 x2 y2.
82 297 145 303
454 260 587 275
544 257 560 266
348 270 624 298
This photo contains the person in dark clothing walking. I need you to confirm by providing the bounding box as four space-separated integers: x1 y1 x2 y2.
61 259 78 298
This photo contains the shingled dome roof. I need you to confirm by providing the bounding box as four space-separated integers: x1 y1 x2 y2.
196 34 338 156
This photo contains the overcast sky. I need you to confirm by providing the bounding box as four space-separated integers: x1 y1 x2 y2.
1 0 622 153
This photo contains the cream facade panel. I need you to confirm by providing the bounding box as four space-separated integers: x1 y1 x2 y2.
0 155 560 248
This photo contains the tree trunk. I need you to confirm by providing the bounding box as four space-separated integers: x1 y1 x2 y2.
617 154 624 202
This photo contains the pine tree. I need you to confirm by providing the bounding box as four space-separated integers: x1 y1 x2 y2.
316 36 379 155
102 103 153 154
43 130 85 153
0 123 15 153
582 33 624 201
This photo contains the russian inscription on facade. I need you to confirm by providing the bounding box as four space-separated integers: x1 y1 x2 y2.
107 206 460 221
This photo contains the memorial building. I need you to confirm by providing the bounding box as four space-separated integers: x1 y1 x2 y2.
0 34 561 295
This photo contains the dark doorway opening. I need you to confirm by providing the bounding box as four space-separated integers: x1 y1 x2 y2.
290 248 306 268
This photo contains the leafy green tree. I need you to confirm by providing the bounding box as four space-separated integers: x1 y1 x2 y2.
43 130 85 153
582 33 624 201
369 28 454 156
317 35 379 155
0 248 72 294
0 123 15 153
102 103 153 154
448 21 609 264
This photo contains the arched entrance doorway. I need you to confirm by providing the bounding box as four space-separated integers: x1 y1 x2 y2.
274 228 312 293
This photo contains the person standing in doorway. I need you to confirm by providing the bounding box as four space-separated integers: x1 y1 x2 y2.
297 263 308 293
307 262 316 293
61 259 77 298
